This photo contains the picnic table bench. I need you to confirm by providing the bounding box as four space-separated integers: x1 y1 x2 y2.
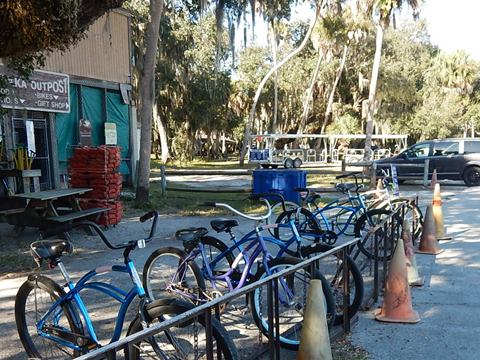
4 188 109 237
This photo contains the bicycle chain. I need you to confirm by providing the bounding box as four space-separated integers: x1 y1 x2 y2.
193 317 199 359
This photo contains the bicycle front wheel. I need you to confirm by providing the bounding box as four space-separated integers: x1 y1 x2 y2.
126 298 238 360
249 257 335 350
267 201 299 235
143 247 206 302
15 275 84 359
301 243 364 325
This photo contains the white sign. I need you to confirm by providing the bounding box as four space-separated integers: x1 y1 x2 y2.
105 122 117 145
390 164 400 196
26 120 36 153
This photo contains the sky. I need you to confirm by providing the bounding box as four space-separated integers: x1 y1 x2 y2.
242 0 480 62
422 0 480 60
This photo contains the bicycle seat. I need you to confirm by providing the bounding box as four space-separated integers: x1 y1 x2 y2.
30 240 73 264
335 183 357 193
175 227 208 252
210 219 239 233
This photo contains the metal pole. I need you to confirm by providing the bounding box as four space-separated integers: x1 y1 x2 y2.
204 310 214 360
342 248 351 333
267 281 275 359
274 278 280 360
374 231 379 302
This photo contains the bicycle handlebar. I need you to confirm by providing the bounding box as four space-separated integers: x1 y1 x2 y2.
41 211 159 250
202 199 272 221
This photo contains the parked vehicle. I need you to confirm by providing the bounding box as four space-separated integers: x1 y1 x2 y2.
375 138 480 186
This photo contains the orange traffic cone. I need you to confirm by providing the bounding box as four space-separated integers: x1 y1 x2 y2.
375 237 420 323
402 221 424 286
430 169 438 189
432 183 451 241
416 205 444 255
296 279 332 360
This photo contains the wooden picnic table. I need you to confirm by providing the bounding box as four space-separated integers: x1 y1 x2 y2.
4 188 108 236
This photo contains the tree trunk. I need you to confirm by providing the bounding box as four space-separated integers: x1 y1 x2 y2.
135 0 164 206
271 20 279 133
321 44 348 133
238 1 322 165
363 24 383 161
298 49 324 134
154 105 170 162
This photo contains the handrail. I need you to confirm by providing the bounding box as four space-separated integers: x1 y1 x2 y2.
77 238 359 360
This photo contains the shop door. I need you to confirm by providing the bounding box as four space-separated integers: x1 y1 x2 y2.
11 110 51 190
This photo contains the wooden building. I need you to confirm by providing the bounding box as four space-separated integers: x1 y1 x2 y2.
0 8 136 193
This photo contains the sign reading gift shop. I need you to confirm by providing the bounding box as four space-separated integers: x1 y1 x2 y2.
0 65 70 113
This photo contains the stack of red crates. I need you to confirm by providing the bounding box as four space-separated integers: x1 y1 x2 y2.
69 146 123 226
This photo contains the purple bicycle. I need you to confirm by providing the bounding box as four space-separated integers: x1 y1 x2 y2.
142 198 335 350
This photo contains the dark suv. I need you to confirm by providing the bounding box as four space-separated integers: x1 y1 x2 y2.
375 138 480 186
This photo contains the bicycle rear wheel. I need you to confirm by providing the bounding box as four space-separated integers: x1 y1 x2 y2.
15 275 84 359
126 298 238 360
273 207 323 242
143 247 206 302
249 257 335 350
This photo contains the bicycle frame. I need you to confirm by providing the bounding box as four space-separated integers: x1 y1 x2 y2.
35 261 145 351
310 191 369 235
169 223 299 304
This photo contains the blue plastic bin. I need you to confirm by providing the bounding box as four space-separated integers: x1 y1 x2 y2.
252 169 307 204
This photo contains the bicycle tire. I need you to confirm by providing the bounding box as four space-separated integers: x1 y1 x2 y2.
126 298 238 360
390 198 423 243
249 257 335 350
267 201 299 236
273 207 323 242
143 247 206 302
15 274 84 359
370 198 423 243
354 208 402 260
300 243 364 325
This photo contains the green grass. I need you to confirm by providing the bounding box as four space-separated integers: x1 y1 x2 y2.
123 183 267 216
150 158 256 170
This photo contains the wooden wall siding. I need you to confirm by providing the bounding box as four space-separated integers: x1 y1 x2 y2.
43 11 130 85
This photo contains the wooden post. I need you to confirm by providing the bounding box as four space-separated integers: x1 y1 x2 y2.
370 161 377 189
341 159 346 172
423 159 429 187
48 113 61 189
160 165 167 196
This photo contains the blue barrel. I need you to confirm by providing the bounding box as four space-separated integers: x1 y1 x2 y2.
252 169 307 204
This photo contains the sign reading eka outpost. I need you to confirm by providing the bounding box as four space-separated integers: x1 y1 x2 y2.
0 65 70 113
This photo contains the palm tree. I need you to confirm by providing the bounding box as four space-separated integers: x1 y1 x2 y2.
362 0 418 160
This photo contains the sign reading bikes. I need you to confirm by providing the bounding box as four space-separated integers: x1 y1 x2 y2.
0 65 70 113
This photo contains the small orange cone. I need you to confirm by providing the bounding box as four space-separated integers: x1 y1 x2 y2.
296 279 332 360
432 183 452 240
430 169 438 189
402 221 424 286
416 205 444 255
375 237 420 323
